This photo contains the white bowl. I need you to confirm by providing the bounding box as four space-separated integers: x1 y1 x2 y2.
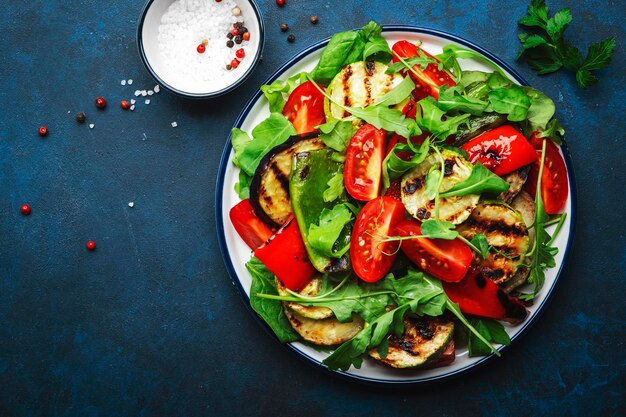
137 0 264 98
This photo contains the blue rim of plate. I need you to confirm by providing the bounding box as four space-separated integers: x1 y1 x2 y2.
136 0 265 99
215 25 578 385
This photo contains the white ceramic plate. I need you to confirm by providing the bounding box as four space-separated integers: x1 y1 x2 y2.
216 26 576 384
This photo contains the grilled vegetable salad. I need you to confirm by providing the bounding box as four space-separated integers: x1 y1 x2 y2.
229 22 569 372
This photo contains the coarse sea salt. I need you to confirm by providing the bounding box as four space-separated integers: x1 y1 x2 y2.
157 0 247 90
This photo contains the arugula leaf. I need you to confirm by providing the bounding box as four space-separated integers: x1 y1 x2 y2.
457 70 491 89
373 76 415 107
385 56 438 74
260 72 308 113
468 318 511 357
424 168 441 200
231 128 251 167
439 162 510 198
234 114 297 176
436 45 510 81
420 219 458 240
323 172 345 203
517 0 615 88
308 204 354 258
471 234 490 259
417 98 471 139
247 258 300 343
318 119 357 153
488 85 531 122
382 137 430 189
437 86 488 116
234 170 252 199
538 118 564 145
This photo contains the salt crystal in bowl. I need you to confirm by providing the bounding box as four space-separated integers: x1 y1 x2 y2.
137 0 264 98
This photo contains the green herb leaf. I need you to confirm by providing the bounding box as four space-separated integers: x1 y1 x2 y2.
420 219 458 240
468 318 511 356
545 8 572 42
308 204 354 258
518 0 549 29
323 172 345 203
382 137 431 189
311 31 365 84
537 118 564 145
231 128 251 167
437 86 488 116
235 113 297 176
576 37 616 88
247 258 300 343
524 87 556 131
436 45 510 81
385 56 438 74
373 76 416 107
234 170 252 199
517 33 550 59
488 85 531 122
363 36 393 63
470 234 490 259
424 168 441 200
439 162 510 198
417 97 472 139
260 72 308 113
318 119 357 153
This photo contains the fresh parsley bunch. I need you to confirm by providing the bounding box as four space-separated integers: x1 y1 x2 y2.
517 0 615 88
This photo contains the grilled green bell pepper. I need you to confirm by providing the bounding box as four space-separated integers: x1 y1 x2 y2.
290 149 351 273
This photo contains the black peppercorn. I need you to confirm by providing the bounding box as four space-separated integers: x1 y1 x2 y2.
226 64 232 70
280 23 288 32
76 112 86 123
310 15 318 24
226 40 234 48
234 22 243 29
240 26 248 34
227 32 234 39
234 35 243 44
287 34 295 43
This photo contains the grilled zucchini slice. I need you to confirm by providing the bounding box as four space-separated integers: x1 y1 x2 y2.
457 201 530 287
368 315 454 369
325 61 404 120
502 190 536 293
276 276 333 320
284 308 364 346
401 150 480 224
250 133 326 228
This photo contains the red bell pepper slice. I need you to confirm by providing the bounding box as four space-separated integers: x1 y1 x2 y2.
442 269 528 324
460 125 538 176
229 199 274 250
254 217 316 291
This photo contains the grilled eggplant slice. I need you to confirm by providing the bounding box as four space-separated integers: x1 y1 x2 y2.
499 165 531 204
284 308 364 346
276 276 333 320
401 150 480 224
325 61 404 120
457 202 530 288
250 133 326 228
368 315 454 369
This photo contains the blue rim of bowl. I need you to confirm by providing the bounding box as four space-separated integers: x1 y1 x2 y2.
136 0 265 99
215 25 578 385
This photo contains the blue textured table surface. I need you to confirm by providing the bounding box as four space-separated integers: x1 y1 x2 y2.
1 1 624 416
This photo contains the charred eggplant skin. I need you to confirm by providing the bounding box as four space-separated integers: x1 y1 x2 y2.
249 132 325 228
450 113 508 147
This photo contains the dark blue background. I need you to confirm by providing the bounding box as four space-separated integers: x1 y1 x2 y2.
1 1 624 416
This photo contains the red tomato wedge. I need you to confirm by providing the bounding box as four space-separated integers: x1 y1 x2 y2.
254 217 316 291
393 219 472 282
442 269 528 324
461 125 538 176
351 197 407 283
384 179 403 202
229 199 274 250
525 133 569 214
344 124 385 201
391 40 456 100
282 81 326 135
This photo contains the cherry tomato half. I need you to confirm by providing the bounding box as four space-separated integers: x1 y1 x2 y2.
351 197 407 283
525 133 569 214
229 199 274 250
391 40 456 101
282 81 326 135
461 125 538 176
344 124 386 201
393 219 472 282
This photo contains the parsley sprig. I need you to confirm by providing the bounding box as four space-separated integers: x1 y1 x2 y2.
517 0 615 88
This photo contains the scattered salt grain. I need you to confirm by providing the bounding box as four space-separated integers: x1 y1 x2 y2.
148 90 154 96
171 121 178 128
145 99 151 105
154 85 160 93
89 123 95 129
131 99 136 104
128 202 134 208
128 79 133 85
130 105 135 111
121 80 126 86
134 90 141 96
141 90 147 96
